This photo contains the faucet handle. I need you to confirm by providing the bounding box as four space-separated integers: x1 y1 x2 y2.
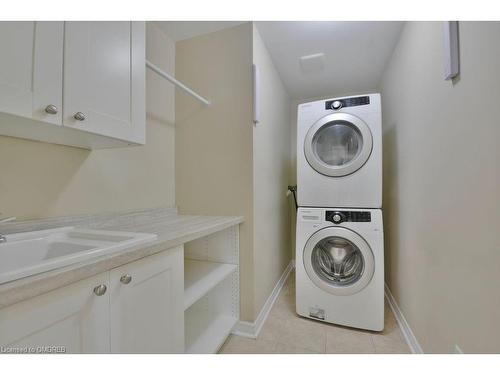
0 216 16 223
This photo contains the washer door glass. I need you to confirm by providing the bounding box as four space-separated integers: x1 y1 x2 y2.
313 122 363 167
311 236 364 286
303 227 375 296
304 113 373 177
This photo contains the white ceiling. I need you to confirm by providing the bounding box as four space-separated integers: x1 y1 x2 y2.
154 21 246 42
256 21 404 100
154 21 404 101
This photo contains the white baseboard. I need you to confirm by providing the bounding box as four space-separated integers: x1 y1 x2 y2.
232 260 294 339
384 283 424 354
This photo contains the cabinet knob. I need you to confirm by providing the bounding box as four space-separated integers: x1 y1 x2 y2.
45 104 58 115
120 274 132 285
74 112 86 121
93 284 107 296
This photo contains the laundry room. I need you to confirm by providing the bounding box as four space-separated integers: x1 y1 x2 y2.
1 1 499 374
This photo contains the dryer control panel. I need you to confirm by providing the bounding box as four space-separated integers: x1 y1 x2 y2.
325 95 370 110
326 210 371 224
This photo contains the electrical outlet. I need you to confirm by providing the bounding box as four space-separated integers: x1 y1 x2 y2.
454 344 463 354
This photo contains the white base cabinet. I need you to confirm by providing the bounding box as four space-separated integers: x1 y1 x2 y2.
0 224 240 354
0 246 183 354
0 272 109 353
110 248 184 353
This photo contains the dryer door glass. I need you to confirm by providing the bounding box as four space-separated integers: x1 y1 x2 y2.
311 236 365 286
304 113 373 177
312 121 363 167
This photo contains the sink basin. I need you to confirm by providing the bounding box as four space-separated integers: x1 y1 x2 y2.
0 227 158 284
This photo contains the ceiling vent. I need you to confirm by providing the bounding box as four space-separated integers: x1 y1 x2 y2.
299 53 326 73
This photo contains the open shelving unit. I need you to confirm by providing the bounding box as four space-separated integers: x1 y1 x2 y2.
183 226 239 354
185 276 238 354
185 259 237 310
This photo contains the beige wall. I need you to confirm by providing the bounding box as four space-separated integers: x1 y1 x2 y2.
252 25 292 317
289 101 299 258
380 21 500 353
0 23 176 219
176 23 294 322
175 23 255 321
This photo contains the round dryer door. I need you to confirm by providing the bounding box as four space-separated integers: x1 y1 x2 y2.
304 113 373 177
303 227 375 296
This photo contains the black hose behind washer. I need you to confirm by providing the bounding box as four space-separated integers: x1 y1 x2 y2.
287 185 298 210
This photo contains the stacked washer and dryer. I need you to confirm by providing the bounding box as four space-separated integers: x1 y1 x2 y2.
295 93 384 331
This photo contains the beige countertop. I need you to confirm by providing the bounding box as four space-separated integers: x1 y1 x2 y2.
0 208 243 308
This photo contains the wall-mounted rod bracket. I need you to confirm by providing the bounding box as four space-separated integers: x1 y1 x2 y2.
146 60 211 106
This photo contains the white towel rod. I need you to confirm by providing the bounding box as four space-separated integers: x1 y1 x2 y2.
146 60 210 106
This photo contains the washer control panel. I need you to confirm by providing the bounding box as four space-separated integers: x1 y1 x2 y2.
325 95 370 110
325 210 371 224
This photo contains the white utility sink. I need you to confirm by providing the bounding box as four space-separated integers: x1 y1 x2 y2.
0 227 158 284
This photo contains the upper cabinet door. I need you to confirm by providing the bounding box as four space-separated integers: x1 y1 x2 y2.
63 21 145 144
0 22 63 125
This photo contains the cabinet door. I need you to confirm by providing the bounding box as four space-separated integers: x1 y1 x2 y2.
63 21 145 144
0 272 110 354
0 21 63 125
110 247 184 353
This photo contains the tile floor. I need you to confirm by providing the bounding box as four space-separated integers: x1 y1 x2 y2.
219 270 411 354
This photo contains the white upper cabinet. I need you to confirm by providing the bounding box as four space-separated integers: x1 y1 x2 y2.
0 22 64 125
0 21 145 149
63 22 145 144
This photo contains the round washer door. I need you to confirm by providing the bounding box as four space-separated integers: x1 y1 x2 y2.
304 113 373 177
303 226 375 296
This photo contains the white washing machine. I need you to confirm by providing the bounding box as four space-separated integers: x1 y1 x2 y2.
295 207 384 331
297 93 382 208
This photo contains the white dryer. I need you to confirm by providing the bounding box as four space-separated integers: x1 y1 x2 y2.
297 93 382 208
295 207 384 331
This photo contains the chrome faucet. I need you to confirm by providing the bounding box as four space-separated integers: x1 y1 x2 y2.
0 216 16 243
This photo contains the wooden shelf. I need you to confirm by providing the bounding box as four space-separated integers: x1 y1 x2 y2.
185 314 237 354
184 259 237 310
